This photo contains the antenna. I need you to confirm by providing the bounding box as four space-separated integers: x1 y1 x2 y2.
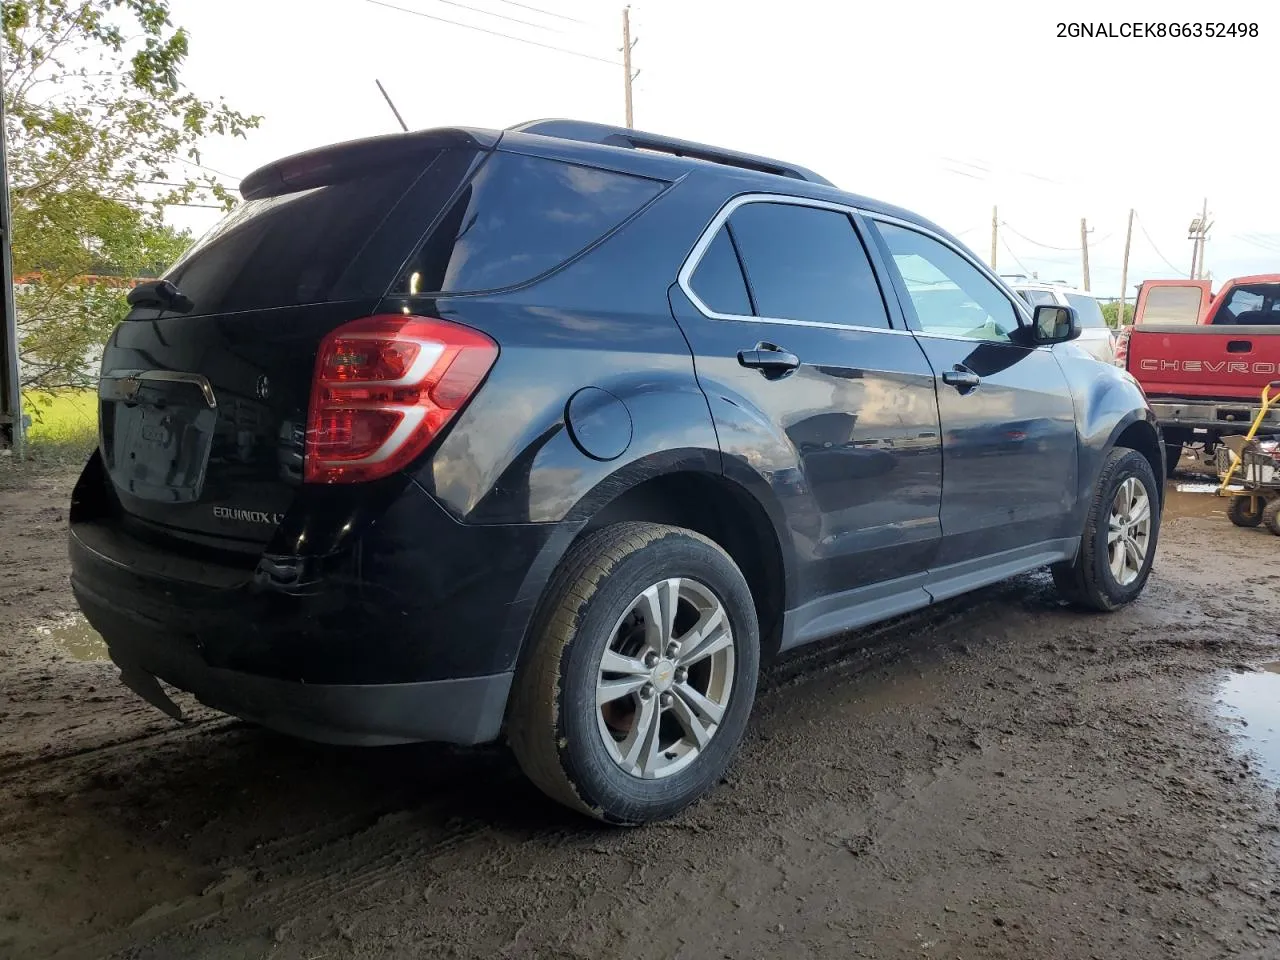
375 79 409 132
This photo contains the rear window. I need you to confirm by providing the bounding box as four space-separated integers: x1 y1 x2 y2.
1064 293 1107 328
393 152 666 295
726 202 891 329
164 155 451 318
1021 289 1058 307
1142 286 1203 325
1215 284 1280 325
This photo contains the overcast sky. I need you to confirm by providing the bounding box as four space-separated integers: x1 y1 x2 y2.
164 0 1278 297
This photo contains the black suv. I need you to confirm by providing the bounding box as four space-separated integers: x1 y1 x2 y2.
69 120 1164 824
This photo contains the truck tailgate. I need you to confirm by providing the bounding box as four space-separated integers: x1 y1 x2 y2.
1126 324 1280 399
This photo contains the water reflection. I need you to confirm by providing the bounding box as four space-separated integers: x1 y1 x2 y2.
1218 663 1280 786
36 615 109 662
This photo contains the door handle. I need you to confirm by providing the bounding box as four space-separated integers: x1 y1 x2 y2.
942 365 981 392
738 345 801 376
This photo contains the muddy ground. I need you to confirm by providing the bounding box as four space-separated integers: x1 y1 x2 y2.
2 459 1279 960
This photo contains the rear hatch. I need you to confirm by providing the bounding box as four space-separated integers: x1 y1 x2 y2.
97 131 491 551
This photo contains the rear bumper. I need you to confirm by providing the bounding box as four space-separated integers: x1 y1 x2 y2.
1149 398 1280 434
67 453 585 745
76 578 512 745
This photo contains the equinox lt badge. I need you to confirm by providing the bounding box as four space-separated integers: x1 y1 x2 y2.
213 506 284 524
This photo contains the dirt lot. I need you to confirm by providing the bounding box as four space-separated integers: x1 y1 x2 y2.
2 460 1279 960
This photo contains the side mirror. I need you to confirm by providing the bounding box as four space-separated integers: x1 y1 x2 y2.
1031 304 1081 345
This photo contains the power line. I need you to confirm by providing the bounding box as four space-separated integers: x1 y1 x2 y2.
493 0 590 24
1235 233 1280 252
1000 236 1032 275
363 0 620 65
1133 211 1188 277
431 0 562 32
999 221 1077 252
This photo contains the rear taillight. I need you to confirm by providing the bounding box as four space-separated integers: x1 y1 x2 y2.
1113 327 1131 368
304 315 497 484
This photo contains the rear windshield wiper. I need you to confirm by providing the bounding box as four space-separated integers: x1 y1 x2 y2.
127 279 194 314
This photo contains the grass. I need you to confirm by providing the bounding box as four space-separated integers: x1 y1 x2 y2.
18 388 98 461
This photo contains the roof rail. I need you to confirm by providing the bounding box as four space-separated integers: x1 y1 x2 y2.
507 119 833 186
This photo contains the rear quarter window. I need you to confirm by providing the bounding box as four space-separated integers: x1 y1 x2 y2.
395 152 667 295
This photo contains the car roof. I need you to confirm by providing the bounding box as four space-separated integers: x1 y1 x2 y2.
242 119 978 260
497 120 971 252
1008 280 1094 298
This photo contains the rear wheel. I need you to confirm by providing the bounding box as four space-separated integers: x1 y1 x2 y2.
508 522 759 825
1228 495 1265 528
1052 447 1161 611
1262 498 1280 536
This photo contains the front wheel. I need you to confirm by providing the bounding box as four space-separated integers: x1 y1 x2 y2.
508 522 760 825
1052 448 1161 611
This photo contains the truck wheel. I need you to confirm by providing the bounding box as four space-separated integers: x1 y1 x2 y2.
1228 495 1264 528
1051 447 1161 612
508 522 760 825
1163 443 1183 476
1263 499 1280 536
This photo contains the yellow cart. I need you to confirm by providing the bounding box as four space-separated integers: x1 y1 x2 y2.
1217 380 1280 534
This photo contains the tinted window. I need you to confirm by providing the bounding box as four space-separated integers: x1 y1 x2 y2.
727 203 890 329
1064 293 1107 328
165 157 446 317
876 222 1019 342
1217 284 1280 325
690 226 752 316
396 153 665 294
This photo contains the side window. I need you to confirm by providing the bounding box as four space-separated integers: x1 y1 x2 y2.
875 222 1020 342
394 153 666 294
725 202 891 329
689 225 752 316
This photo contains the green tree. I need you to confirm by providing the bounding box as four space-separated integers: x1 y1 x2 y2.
3 0 259 390
1102 301 1135 328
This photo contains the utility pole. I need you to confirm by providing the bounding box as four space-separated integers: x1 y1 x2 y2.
990 205 998 270
621 7 639 128
1080 217 1092 291
1118 208 1134 325
0 66 21 454
1188 199 1212 280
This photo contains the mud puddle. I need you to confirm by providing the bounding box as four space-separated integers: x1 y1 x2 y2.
1219 663 1280 787
35 614 108 662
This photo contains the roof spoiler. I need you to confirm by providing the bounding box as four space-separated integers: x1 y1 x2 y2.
507 119 833 187
239 127 499 201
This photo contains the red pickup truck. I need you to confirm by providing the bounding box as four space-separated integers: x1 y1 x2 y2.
1116 274 1280 467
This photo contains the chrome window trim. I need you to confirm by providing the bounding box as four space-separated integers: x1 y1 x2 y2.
675 192 913 336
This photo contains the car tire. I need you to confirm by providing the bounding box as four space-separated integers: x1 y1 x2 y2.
1051 447 1161 612
1262 498 1280 536
507 521 760 825
1228 495 1265 528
